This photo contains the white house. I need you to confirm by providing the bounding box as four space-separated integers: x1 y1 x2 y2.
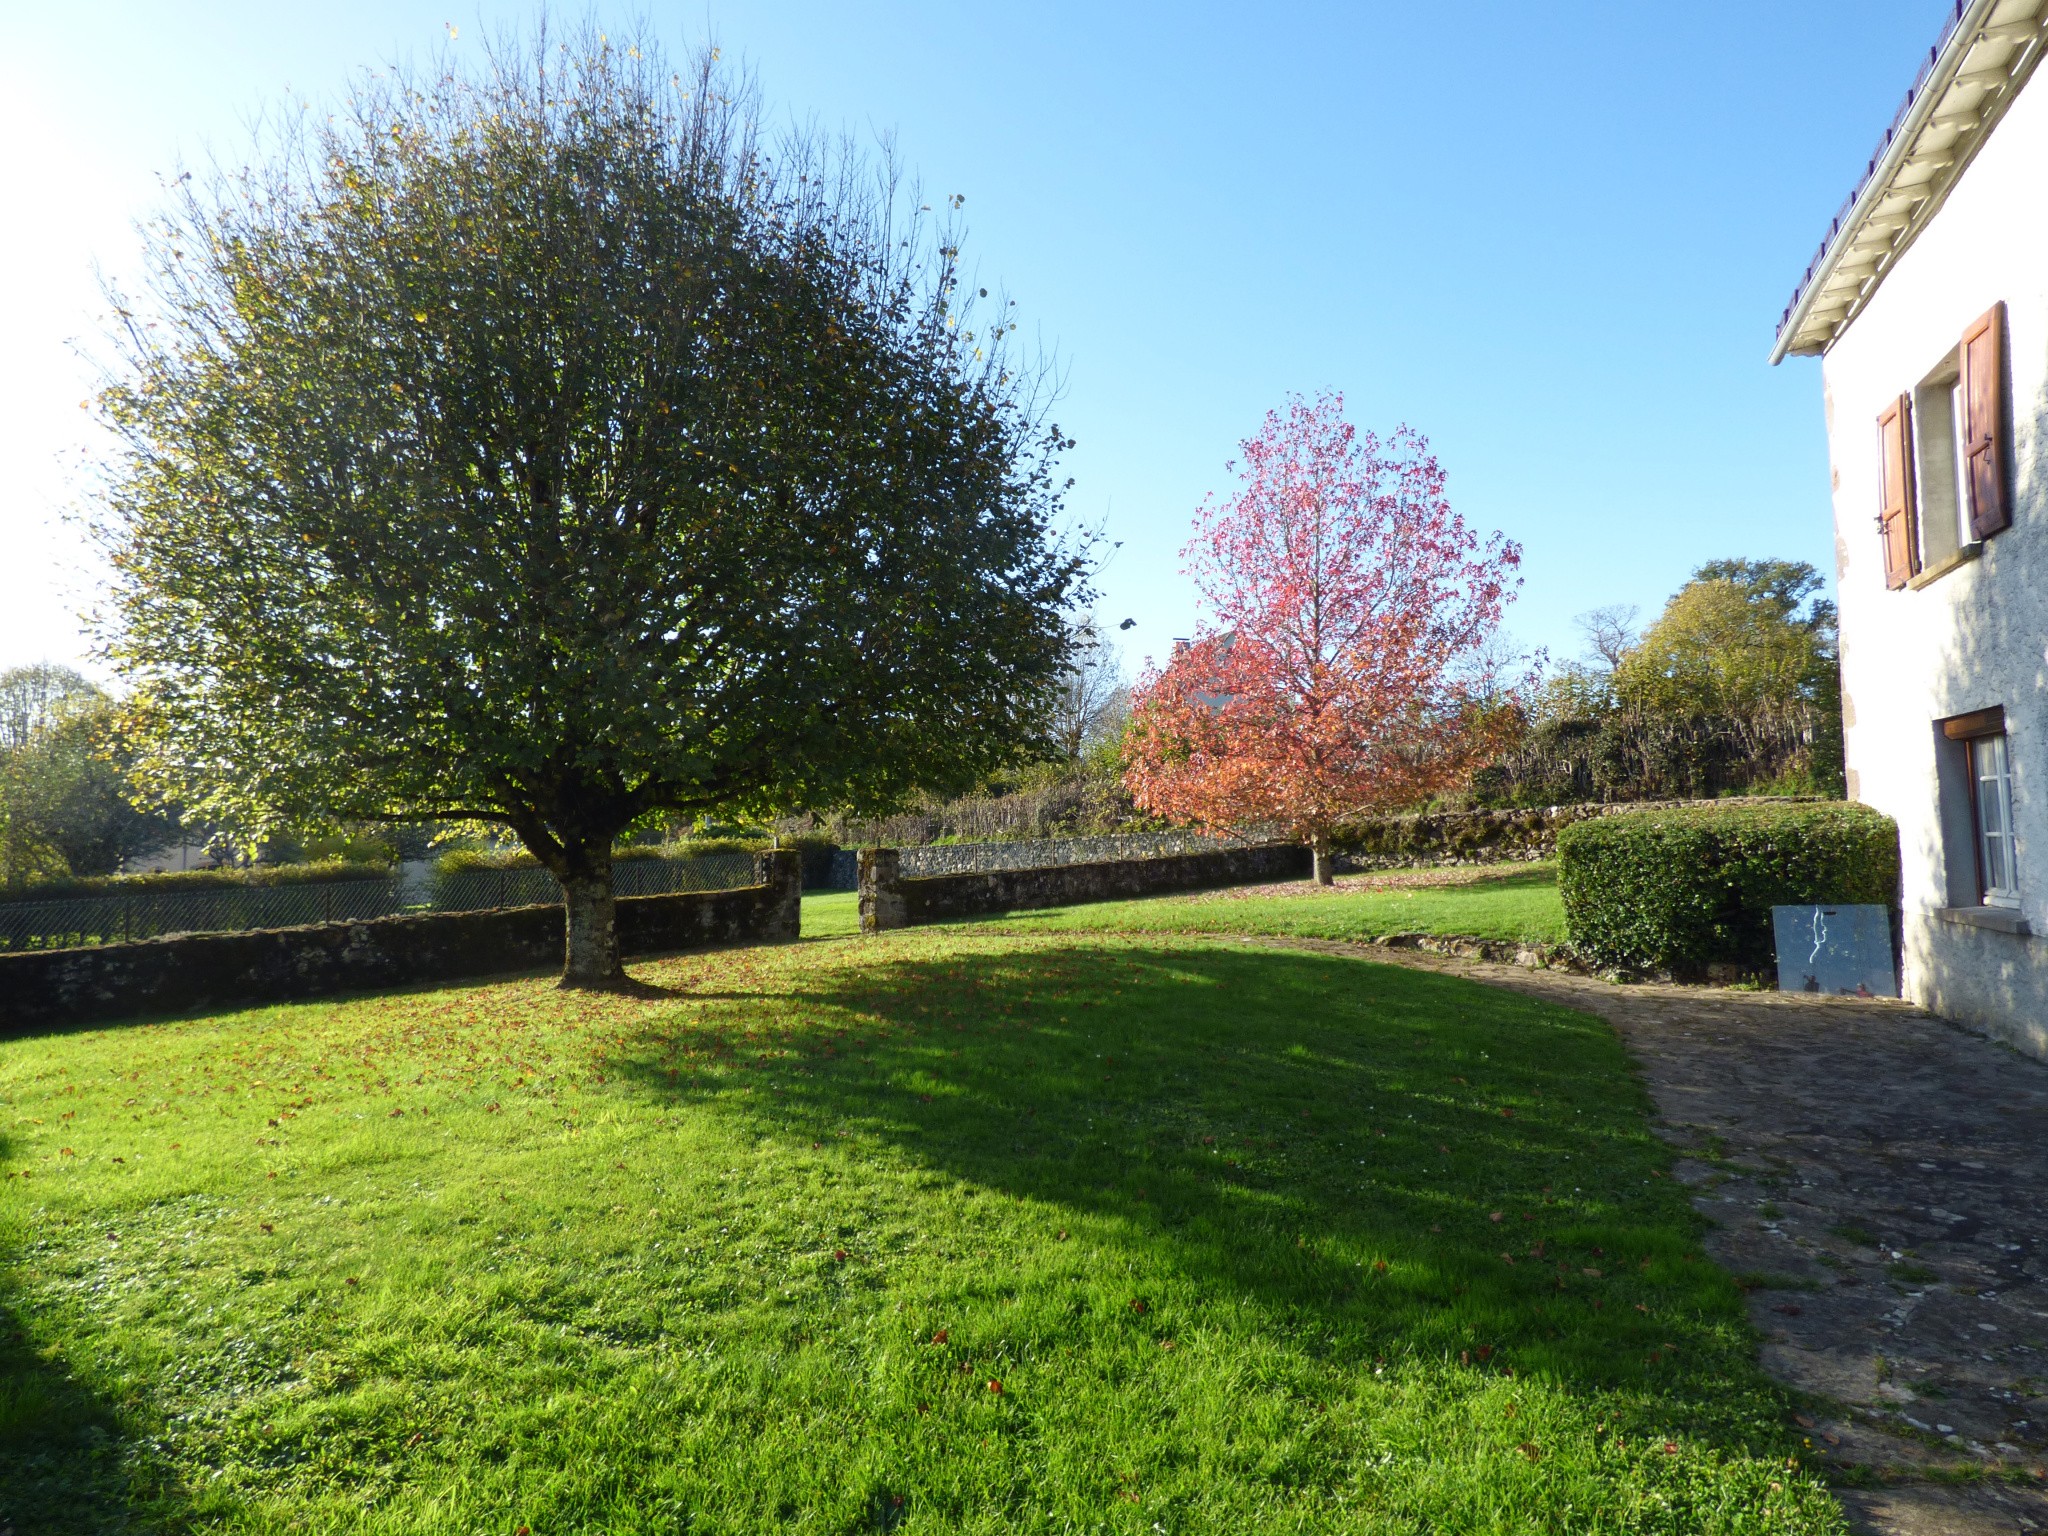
1773 0 2048 1047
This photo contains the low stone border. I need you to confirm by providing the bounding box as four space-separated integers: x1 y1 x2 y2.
0 852 802 1033
1335 795 1828 870
1361 930 1590 973
856 843 1312 932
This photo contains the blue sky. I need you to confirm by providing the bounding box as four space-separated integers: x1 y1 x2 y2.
0 1 1950 681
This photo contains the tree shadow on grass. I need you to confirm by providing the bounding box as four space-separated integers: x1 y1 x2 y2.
610 940 1789 1448
0 1132 190 1535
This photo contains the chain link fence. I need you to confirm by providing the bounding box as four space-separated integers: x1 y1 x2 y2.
0 853 762 953
426 853 757 913
897 830 1257 878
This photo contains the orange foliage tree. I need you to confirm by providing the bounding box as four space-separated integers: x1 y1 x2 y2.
1123 394 1527 883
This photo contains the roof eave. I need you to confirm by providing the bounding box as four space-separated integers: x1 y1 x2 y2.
1770 0 2046 366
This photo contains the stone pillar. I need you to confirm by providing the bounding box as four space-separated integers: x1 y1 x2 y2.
858 848 906 934
753 849 802 941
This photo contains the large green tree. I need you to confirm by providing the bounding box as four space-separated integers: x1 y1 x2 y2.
0 665 175 886
96 30 1081 983
1614 559 1838 719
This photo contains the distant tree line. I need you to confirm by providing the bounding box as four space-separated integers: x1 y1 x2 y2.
0 665 178 889
1471 559 1846 807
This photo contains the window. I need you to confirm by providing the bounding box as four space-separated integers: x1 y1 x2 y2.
1942 707 2020 908
1876 301 2009 589
1908 355 1973 571
1971 731 2020 906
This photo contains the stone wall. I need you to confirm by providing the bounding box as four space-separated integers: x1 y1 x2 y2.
0 851 800 1034
1334 798 1824 869
859 843 1310 931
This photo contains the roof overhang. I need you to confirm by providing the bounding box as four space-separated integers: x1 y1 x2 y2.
1771 0 2048 364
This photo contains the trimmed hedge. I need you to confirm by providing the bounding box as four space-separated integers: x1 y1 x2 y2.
2 859 392 903
1556 802 1899 977
432 841 765 876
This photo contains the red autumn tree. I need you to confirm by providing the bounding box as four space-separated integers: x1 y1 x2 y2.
1123 393 1526 883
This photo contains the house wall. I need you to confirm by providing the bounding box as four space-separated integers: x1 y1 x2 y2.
1821 65 2048 1048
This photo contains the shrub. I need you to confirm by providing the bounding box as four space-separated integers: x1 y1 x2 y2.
0 859 392 903
1556 802 1899 977
669 837 771 859
432 840 766 876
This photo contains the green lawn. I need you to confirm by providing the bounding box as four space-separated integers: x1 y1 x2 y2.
1 927 1839 1534
985 864 1566 946
803 888 861 938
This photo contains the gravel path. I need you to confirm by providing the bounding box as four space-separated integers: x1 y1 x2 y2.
1243 936 2048 1536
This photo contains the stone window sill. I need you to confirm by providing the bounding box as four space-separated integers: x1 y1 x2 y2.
1908 542 1982 589
1935 905 2032 936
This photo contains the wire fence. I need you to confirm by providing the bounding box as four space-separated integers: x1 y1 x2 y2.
0 852 762 954
426 853 758 913
897 830 1256 879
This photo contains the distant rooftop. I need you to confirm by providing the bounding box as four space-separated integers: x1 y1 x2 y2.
1771 0 2048 363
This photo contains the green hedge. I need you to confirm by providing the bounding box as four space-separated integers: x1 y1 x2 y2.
433 840 770 875
1556 802 1899 976
1 859 392 903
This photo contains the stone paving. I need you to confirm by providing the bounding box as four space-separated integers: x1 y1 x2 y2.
1246 936 2048 1536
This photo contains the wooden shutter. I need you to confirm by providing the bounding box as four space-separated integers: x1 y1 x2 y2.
1877 394 1918 589
1961 301 2010 539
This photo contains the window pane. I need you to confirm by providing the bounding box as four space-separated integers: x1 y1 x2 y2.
1974 733 2018 900
1952 383 1973 546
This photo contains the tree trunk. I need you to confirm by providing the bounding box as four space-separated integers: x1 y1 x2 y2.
1311 833 1335 887
560 853 625 988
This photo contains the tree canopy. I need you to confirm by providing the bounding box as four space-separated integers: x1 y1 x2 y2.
96 28 1082 981
0 666 174 887
1123 394 1524 881
1614 559 1837 719
1477 560 1844 806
